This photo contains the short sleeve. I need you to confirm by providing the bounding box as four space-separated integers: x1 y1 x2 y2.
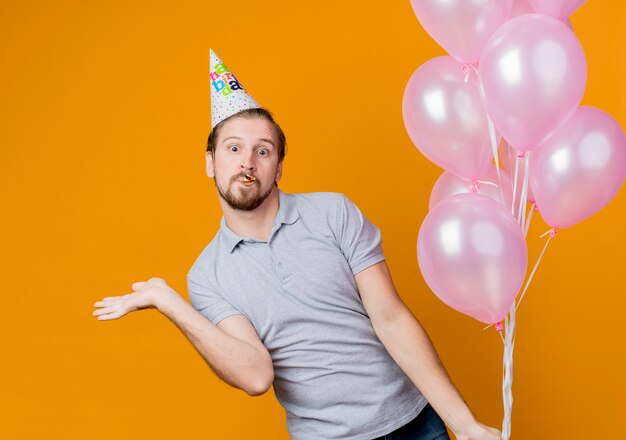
335 195 385 275
187 271 243 325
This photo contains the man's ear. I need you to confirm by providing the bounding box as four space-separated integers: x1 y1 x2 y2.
274 161 283 183
206 151 215 178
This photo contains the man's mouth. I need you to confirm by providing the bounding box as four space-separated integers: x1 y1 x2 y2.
242 174 257 186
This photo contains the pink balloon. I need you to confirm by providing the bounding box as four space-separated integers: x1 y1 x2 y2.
530 106 626 229
527 0 586 21
508 0 574 29
410 0 513 64
498 139 536 204
403 56 494 181
479 14 587 152
429 165 514 212
508 0 535 18
418 193 528 324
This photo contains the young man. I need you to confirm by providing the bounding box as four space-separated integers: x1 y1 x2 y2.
93 51 501 440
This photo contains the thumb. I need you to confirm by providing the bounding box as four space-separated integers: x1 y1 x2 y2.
147 277 166 285
132 281 148 291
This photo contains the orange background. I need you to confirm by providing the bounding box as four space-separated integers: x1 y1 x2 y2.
1 1 624 439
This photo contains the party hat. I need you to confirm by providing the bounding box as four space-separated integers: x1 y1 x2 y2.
210 48 260 129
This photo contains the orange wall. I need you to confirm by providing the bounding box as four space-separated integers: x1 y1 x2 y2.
1 1 624 438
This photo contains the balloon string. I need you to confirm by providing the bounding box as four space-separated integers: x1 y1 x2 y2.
502 152 531 440
517 157 525 224
501 152 523 439
516 228 556 311
476 180 498 187
524 203 538 237
539 227 557 238
470 68 523 440
511 154 520 216
506 141 513 178
505 142 514 213
517 152 530 228
501 300 515 440
476 60 503 205
486 114 505 205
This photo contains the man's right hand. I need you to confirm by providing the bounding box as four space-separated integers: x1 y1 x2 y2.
92 277 176 321
92 277 274 395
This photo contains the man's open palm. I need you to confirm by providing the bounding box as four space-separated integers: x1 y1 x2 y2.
92 277 172 321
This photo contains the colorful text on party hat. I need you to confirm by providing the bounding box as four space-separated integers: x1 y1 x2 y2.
210 63 244 96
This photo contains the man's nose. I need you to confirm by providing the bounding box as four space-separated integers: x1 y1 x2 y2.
240 151 256 171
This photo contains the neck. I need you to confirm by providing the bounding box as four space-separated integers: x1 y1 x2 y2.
220 187 280 241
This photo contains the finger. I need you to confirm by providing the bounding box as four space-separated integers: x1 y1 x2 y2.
98 296 128 302
92 307 108 316
97 312 122 321
94 298 125 307
94 306 128 320
93 305 120 316
95 292 135 305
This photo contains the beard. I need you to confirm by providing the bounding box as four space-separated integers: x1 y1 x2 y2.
214 172 274 211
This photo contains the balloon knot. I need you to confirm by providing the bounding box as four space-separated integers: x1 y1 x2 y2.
462 63 477 83
469 181 479 193
533 203 539 211
549 228 557 238
516 151 526 158
495 321 504 331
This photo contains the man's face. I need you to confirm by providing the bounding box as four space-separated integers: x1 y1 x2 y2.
206 116 282 211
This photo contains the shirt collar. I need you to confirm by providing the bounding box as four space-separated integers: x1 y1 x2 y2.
277 188 300 226
220 189 300 253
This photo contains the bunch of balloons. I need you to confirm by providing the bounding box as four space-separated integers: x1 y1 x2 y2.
403 0 626 326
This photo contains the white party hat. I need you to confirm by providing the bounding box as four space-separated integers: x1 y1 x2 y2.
210 49 260 129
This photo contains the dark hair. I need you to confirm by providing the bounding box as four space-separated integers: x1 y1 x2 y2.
206 108 287 163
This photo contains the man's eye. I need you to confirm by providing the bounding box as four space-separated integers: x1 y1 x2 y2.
229 145 239 152
257 149 269 156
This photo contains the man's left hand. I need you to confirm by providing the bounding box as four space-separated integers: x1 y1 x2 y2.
453 422 502 440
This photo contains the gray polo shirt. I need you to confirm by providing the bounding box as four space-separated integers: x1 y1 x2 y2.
187 190 427 439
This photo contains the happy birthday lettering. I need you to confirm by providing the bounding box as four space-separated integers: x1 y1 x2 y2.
210 63 244 96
